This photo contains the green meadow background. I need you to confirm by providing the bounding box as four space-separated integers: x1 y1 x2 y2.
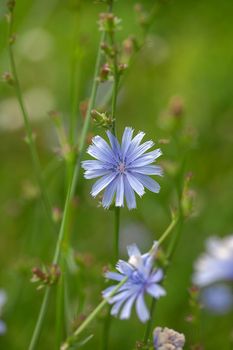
0 0 233 349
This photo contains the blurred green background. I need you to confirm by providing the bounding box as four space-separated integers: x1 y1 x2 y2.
0 0 233 349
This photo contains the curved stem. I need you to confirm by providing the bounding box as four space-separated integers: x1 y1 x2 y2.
62 277 127 350
7 10 54 230
144 215 180 344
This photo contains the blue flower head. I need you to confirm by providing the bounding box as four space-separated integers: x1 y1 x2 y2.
193 235 233 287
82 127 163 209
193 235 233 314
102 243 166 322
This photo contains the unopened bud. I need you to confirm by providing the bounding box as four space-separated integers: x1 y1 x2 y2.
98 63 111 82
91 109 113 129
153 327 185 350
118 63 128 74
79 100 89 120
2 71 14 85
52 207 62 223
7 0 15 11
169 96 184 118
31 264 60 290
9 33 16 45
181 172 196 218
98 13 121 33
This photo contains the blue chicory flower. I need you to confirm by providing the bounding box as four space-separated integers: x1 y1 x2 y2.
193 235 233 314
102 243 166 322
82 127 163 209
193 235 233 287
201 284 233 314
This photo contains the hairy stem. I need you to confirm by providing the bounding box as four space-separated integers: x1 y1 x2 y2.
7 9 54 230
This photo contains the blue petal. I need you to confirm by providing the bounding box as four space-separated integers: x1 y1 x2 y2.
105 271 124 281
146 284 166 298
109 289 132 304
127 131 145 154
116 260 134 276
131 165 163 176
115 175 124 207
136 293 150 322
150 269 163 283
82 160 112 171
102 177 118 208
127 244 141 258
106 130 122 161
102 285 116 298
91 172 117 197
92 135 116 161
87 144 114 163
84 169 111 179
120 294 137 319
124 176 136 209
130 149 162 167
110 298 126 316
121 127 134 159
126 173 145 197
127 140 154 164
133 173 160 193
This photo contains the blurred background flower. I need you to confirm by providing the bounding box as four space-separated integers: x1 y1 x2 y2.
193 235 233 314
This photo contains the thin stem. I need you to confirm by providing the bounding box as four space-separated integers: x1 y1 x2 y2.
157 215 179 246
7 10 54 230
114 207 120 261
143 299 156 343
144 215 180 344
28 27 108 350
102 307 111 350
102 20 121 350
29 288 50 350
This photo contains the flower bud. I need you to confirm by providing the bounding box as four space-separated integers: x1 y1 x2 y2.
91 109 114 129
2 71 14 85
7 0 15 11
31 264 60 290
153 327 185 350
98 13 121 33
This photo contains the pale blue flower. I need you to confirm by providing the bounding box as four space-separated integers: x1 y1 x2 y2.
201 284 233 314
193 235 233 287
102 243 166 322
193 235 233 314
82 127 162 209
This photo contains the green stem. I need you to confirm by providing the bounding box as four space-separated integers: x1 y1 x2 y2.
143 298 156 343
144 215 180 344
56 257 66 349
114 207 120 261
28 22 109 350
102 20 120 350
29 288 50 350
157 215 179 246
7 10 54 230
